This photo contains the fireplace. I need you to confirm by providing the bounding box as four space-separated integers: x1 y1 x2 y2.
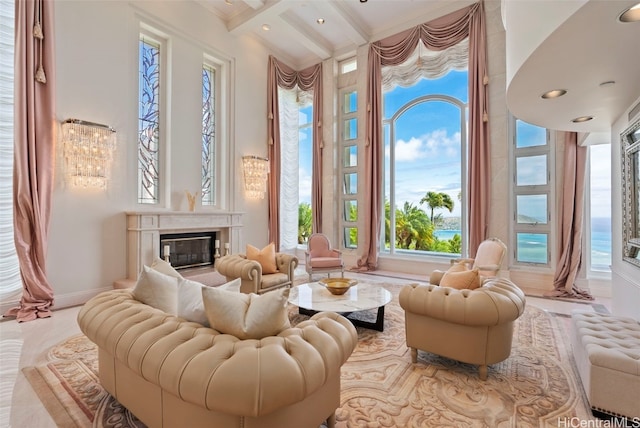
160 231 216 270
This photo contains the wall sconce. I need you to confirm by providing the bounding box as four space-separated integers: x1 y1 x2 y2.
61 119 116 189
242 155 269 199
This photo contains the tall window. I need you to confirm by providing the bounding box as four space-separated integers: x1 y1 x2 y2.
382 71 467 256
201 62 216 206
278 88 313 250
138 32 162 204
0 0 21 298
340 87 358 249
589 143 612 272
511 118 552 265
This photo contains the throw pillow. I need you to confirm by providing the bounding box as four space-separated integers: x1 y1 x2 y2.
177 277 241 326
201 287 291 340
246 243 278 274
151 256 183 279
440 264 481 290
132 265 179 313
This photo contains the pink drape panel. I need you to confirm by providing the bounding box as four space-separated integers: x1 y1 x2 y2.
5 0 56 322
267 56 323 250
547 132 593 300
358 1 488 269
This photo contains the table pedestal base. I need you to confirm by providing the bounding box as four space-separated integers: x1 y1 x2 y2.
298 306 385 332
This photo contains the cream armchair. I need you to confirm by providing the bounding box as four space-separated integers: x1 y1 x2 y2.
399 278 526 380
430 237 507 285
215 253 298 294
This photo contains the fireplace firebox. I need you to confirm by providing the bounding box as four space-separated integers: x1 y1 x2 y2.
160 231 216 270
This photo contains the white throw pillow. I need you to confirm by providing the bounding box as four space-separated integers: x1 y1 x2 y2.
177 278 241 326
132 266 179 314
150 257 183 279
201 287 291 340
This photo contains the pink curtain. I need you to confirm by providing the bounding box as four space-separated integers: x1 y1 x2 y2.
546 132 593 300
267 56 323 250
357 1 488 270
5 0 56 322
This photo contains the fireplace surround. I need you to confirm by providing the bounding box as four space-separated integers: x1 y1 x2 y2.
115 211 243 288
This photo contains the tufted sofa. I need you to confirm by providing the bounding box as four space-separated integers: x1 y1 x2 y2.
399 278 526 380
215 253 298 294
571 311 640 419
77 289 358 428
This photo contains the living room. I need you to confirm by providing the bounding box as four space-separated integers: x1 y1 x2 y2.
1 0 639 426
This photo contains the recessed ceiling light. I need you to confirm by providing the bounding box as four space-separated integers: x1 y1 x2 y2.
360 0 367 3
599 80 616 87
571 116 594 123
541 89 567 99
262 24 271 31
317 18 325 24
225 0 233 5
618 2 640 22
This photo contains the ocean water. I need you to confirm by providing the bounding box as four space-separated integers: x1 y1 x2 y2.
434 220 612 269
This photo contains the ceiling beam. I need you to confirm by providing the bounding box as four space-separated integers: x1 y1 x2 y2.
228 0 291 34
278 12 332 60
320 1 368 46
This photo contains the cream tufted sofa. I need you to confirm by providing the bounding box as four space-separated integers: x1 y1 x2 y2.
215 253 298 294
399 278 526 380
77 289 357 428
571 311 640 419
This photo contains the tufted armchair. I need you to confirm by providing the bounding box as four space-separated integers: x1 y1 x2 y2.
399 277 526 380
215 253 298 294
429 237 507 285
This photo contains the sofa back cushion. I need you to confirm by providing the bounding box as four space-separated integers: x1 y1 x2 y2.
132 265 179 313
202 287 291 339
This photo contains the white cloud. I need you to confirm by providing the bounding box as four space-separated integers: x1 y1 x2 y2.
386 129 461 161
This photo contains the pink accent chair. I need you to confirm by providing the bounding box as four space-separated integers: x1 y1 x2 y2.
429 237 507 285
305 233 344 282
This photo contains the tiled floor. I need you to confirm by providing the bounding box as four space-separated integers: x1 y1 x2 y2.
0 271 610 427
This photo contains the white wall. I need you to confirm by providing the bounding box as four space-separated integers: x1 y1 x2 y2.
45 0 272 308
610 96 640 321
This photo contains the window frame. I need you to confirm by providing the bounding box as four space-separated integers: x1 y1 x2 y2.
338 85 359 250
509 115 555 269
585 143 612 277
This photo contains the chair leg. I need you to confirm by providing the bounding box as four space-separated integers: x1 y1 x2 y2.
308 273 312 282
326 412 336 428
478 365 488 380
411 348 417 363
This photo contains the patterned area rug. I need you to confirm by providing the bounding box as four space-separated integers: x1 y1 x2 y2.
24 283 594 427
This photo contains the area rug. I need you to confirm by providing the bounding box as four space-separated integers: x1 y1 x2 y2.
23 283 595 428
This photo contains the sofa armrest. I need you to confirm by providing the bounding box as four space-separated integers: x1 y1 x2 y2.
429 270 445 285
275 252 299 280
215 254 261 282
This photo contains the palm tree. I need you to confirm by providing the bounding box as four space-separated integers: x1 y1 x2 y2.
298 203 312 244
420 191 454 224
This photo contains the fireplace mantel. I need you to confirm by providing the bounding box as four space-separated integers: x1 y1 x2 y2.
123 210 243 283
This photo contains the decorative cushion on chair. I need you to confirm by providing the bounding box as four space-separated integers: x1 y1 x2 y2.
309 257 342 268
201 286 291 339
440 263 481 290
246 243 278 274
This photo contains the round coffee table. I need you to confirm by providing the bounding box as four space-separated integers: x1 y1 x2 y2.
288 281 392 331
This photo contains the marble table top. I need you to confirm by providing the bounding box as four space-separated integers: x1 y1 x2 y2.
288 281 392 313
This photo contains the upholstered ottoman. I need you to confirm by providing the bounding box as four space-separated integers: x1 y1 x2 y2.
571 311 640 419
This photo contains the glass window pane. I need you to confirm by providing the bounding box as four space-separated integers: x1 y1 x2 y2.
343 173 357 195
343 91 357 114
201 65 215 206
343 145 357 168
516 120 546 148
299 104 312 126
590 144 611 271
343 118 357 141
340 58 357 74
516 233 548 263
343 227 357 248
516 155 547 186
344 200 357 221
516 194 547 224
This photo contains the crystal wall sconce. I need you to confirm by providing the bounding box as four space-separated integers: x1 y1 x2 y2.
242 155 269 199
61 119 116 189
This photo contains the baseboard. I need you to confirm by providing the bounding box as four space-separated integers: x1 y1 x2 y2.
0 287 111 319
